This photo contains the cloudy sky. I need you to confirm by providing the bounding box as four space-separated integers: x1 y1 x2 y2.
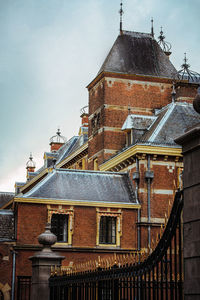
0 0 199 192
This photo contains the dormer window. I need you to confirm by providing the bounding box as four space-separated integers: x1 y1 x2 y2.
122 114 157 146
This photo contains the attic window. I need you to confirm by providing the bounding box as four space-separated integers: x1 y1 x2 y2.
51 214 69 242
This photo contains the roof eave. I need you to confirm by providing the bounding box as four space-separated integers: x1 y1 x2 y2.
14 197 141 209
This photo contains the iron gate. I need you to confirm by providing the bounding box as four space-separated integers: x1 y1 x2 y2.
49 191 183 300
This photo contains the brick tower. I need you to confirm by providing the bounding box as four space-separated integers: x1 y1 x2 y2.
87 30 177 169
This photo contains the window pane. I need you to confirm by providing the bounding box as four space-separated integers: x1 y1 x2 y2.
99 216 116 244
51 214 68 242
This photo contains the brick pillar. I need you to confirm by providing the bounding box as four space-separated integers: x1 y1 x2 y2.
176 125 200 300
29 223 65 300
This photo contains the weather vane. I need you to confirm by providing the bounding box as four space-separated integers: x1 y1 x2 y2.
119 1 124 34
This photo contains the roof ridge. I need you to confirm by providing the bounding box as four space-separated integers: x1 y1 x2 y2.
54 168 127 176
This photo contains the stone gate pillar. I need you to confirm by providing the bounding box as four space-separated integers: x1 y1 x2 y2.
29 223 65 300
176 94 200 300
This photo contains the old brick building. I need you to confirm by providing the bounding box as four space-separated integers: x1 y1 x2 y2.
0 25 200 300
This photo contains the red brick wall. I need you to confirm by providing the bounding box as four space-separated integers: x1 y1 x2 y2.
104 79 172 109
17 203 47 244
0 244 13 287
15 202 139 275
88 76 174 166
176 84 197 102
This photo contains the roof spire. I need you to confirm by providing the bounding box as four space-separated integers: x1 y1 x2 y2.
151 18 154 39
119 0 124 34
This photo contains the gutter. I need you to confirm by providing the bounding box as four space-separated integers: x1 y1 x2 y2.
11 249 16 300
145 155 154 249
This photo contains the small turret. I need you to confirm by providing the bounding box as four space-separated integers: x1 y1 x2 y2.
26 153 36 178
49 129 66 152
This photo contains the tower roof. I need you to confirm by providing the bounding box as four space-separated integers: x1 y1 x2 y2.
97 31 176 78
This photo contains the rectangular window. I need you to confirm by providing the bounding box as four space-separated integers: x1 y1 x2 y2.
99 216 116 244
51 214 68 242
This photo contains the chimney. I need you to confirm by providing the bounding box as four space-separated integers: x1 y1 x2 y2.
79 106 89 136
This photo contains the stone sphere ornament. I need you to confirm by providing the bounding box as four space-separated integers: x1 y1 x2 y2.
38 223 57 247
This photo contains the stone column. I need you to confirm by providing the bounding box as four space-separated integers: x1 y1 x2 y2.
29 223 65 300
175 94 200 300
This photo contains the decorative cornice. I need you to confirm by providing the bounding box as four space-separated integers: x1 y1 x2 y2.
14 197 141 209
87 71 174 90
100 144 182 171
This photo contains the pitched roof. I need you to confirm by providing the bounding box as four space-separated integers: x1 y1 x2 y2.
21 169 137 204
143 102 200 145
0 210 14 241
0 192 14 208
98 31 177 78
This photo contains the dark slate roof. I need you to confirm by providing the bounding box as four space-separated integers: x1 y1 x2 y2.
102 101 200 166
21 169 137 204
55 136 79 165
56 134 88 166
142 102 200 145
122 115 156 130
0 210 14 241
98 31 177 78
0 192 14 209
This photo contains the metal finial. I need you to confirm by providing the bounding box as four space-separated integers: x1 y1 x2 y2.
176 53 200 83
171 82 176 102
119 0 124 34
26 152 36 169
158 27 172 53
151 18 154 39
57 128 61 136
182 53 190 70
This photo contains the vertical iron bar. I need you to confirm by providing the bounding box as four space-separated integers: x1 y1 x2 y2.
174 231 178 300
178 215 183 300
144 272 147 300
170 239 174 300
156 263 159 300
152 267 155 300
130 276 132 300
161 258 163 300
165 252 168 300
148 270 151 300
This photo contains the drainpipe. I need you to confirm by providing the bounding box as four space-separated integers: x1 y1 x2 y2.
133 156 140 251
145 155 154 250
11 249 16 300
